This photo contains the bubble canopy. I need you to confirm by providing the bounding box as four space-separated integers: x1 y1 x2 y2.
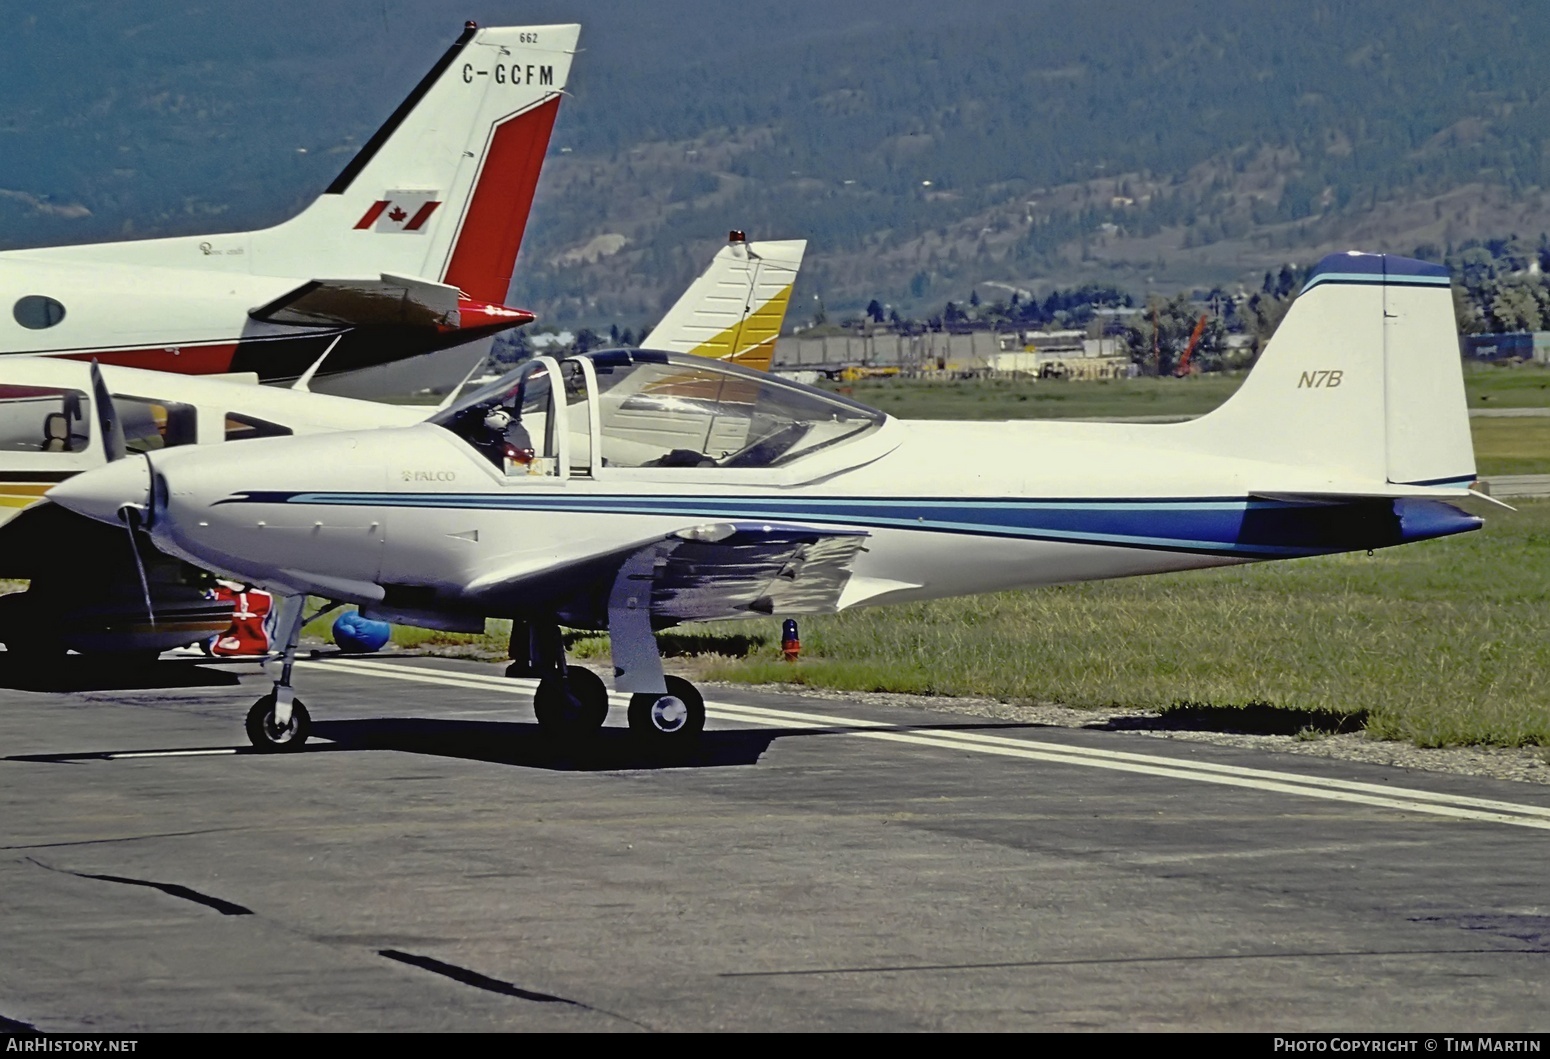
430 349 887 472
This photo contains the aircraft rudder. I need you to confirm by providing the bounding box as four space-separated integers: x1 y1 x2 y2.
1377 255 1475 486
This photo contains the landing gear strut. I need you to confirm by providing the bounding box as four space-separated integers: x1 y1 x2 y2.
244 594 327 752
506 605 707 748
607 549 705 749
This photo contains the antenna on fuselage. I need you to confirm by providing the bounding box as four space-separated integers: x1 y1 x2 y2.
292 333 345 393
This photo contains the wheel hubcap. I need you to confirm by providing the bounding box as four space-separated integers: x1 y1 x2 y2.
650 695 688 733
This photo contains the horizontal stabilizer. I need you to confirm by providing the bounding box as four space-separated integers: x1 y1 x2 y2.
1250 485 1475 504
250 273 462 329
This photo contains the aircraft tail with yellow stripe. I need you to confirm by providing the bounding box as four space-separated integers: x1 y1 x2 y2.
647 232 805 372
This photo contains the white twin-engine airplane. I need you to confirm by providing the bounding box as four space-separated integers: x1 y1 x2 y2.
50 252 1486 752
0 23 578 384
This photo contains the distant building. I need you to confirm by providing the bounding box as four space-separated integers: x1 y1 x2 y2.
1461 332 1550 364
772 328 1130 378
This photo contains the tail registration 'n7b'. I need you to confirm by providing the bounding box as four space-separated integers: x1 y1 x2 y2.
1298 370 1344 388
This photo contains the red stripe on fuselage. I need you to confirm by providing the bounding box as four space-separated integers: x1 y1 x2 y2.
442 95 562 305
354 200 391 229
54 344 239 374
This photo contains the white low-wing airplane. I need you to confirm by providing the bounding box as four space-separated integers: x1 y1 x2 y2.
49 252 1485 751
0 23 578 385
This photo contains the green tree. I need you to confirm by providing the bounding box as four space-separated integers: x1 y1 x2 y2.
1489 281 1543 333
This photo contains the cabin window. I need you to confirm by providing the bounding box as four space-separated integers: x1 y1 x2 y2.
116 395 197 453
12 296 66 330
224 413 294 442
0 386 89 453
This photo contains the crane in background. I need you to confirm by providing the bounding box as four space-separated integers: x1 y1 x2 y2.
1174 312 1211 376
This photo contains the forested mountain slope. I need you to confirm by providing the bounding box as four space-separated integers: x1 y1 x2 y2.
4 1 1549 327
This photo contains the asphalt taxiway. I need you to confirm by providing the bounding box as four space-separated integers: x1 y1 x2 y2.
1 653 1546 1032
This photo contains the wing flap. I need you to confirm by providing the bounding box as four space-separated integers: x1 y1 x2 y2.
460 521 869 626
652 524 868 622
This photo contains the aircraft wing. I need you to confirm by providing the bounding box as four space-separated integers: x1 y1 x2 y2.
462 521 869 626
249 272 463 329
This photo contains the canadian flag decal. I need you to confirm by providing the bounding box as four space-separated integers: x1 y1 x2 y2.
354 191 442 233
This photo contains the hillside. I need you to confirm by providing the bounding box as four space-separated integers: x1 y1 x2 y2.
4 1 1550 329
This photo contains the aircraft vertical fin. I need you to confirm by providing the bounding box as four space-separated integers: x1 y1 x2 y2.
648 237 807 371
1176 252 1474 489
249 24 580 301
323 25 480 196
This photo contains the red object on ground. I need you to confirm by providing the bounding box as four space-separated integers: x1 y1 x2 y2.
208 584 273 656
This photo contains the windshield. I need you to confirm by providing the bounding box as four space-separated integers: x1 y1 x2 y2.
430 350 886 473
587 350 885 469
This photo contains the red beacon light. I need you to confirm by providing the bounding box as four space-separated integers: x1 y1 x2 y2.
781 618 800 662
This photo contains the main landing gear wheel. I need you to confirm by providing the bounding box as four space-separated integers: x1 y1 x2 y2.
533 665 610 740
627 676 706 745
245 692 311 752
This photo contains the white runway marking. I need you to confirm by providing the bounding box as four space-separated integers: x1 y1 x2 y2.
303 657 1550 831
105 748 240 760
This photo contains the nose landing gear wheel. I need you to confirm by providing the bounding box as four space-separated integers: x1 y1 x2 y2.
627 676 706 745
245 693 311 752
533 665 610 740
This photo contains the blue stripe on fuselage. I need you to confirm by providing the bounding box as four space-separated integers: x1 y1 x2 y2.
209 492 1480 558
